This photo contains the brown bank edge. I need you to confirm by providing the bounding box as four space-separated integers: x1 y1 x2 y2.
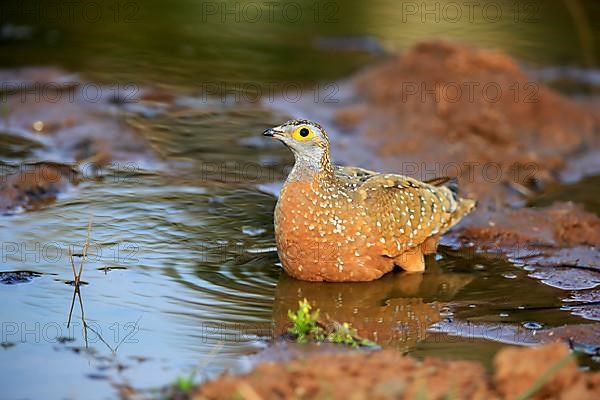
194 343 600 400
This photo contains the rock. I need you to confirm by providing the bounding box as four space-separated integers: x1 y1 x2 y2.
0 162 77 213
0 270 42 284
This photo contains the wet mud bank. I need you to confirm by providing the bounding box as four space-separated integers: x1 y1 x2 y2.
195 343 600 400
0 66 160 213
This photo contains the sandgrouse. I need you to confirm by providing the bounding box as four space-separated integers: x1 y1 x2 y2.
264 119 475 282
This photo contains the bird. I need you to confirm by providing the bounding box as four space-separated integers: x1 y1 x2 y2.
263 119 475 282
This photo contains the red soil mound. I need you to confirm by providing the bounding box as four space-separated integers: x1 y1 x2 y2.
195 343 600 400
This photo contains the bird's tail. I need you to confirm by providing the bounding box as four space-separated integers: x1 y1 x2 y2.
450 197 476 227
425 176 476 228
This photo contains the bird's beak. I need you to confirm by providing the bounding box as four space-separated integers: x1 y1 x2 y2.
263 127 284 138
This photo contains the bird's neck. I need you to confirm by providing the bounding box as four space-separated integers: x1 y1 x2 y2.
288 150 335 183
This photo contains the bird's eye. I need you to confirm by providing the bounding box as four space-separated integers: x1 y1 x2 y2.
292 126 315 141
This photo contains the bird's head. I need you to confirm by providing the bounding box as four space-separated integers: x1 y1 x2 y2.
263 119 330 166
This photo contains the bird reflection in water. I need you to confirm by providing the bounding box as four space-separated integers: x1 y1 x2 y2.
272 262 472 351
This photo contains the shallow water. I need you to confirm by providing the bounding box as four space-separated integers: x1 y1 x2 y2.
1 1 600 399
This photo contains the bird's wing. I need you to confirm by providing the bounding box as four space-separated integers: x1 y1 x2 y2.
355 173 460 257
334 165 378 184
423 176 452 186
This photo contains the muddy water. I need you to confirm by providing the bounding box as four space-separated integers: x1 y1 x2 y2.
1 1 600 399
0 106 286 398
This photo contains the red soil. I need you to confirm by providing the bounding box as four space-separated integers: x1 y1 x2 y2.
195 343 600 400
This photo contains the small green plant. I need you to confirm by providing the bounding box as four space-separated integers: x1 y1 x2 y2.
174 373 195 392
327 322 376 348
287 299 377 347
287 299 324 342
327 322 354 345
